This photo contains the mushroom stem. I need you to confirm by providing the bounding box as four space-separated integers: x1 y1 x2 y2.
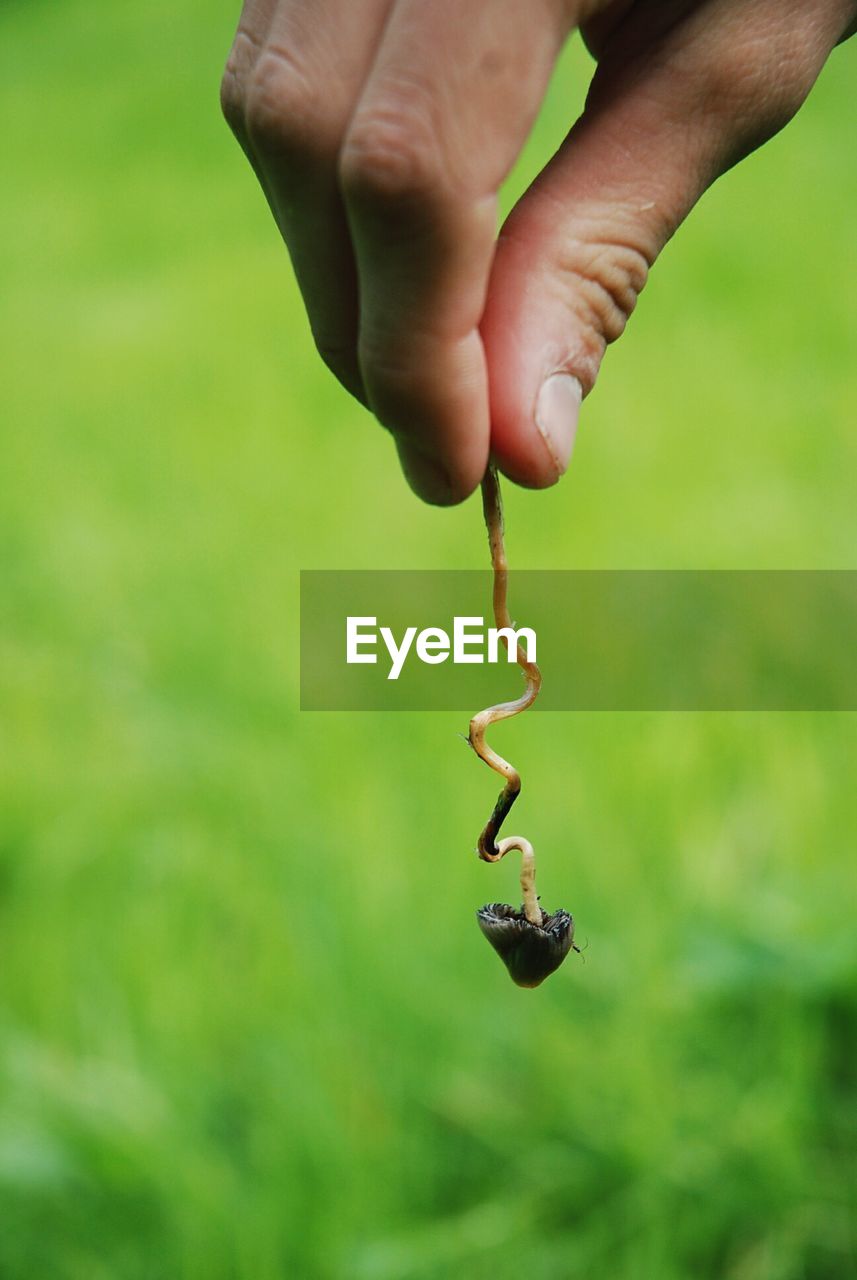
468 466 542 861
495 836 542 925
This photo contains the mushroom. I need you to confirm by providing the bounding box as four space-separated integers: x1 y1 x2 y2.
468 468 580 987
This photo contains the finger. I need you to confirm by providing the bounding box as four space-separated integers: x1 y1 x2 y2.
221 1 279 199
221 0 277 149
482 0 856 488
223 0 393 400
339 0 578 504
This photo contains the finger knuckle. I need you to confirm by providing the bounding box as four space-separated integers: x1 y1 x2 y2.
340 100 441 211
358 312 452 383
560 238 651 350
220 67 246 136
358 336 428 420
698 24 827 157
358 341 413 391
245 47 337 164
314 336 364 398
220 27 262 135
315 336 354 370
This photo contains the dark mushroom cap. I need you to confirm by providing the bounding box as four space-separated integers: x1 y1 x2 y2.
476 903 575 988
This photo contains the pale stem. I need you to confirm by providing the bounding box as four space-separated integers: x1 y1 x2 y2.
468 467 544 923
496 835 542 925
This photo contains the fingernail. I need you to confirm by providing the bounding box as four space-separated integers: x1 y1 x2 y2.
396 440 455 506
535 374 582 476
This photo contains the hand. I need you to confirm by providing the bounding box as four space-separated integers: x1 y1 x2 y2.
222 0 855 504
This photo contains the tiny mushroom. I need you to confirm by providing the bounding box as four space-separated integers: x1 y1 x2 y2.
468 468 580 988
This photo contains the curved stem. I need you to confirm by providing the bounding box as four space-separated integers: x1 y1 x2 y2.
495 835 542 925
468 467 542 863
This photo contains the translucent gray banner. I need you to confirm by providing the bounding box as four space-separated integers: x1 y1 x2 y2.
300 571 857 711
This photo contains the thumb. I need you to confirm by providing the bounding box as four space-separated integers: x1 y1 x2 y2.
481 0 853 488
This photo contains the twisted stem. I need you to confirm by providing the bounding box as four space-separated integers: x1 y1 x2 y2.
468 467 542 922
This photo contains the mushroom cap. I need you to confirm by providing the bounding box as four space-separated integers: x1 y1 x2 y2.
476 903 575 988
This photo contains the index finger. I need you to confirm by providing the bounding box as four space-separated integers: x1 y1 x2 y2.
339 0 576 503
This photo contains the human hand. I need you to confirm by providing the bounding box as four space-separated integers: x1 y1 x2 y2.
222 1 855 504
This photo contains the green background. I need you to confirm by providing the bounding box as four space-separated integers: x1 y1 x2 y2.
1 2 856 1276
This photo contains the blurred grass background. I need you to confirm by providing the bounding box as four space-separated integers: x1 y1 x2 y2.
1 2 856 1276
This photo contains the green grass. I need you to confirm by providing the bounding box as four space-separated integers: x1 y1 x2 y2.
1 3 856 1277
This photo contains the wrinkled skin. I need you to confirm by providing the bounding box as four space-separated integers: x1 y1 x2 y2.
222 1 856 504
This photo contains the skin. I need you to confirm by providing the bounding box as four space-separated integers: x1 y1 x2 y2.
221 1 857 505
